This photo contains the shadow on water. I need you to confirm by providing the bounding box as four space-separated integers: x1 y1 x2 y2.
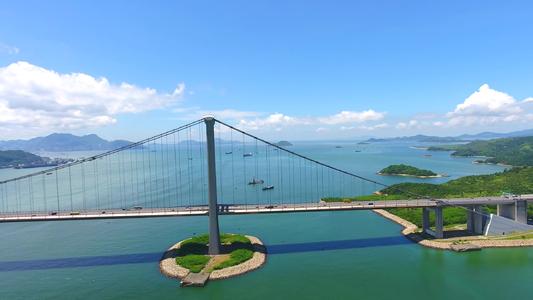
0 236 411 272
266 235 410 254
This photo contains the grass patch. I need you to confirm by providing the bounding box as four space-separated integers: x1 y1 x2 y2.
175 233 253 272
176 233 250 256
176 236 208 256
221 233 250 245
213 249 254 270
175 254 210 273
386 207 469 227
493 231 533 240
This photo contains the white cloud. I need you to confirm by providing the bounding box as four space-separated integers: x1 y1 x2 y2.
0 43 19 55
340 126 355 131
396 120 419 129
364 123 389 130
449 84 521 117
237 113 303 130
232 109 387 132
341 123 389 131
0 61 184 136
191 109 261 120
442 84 533 127
318 109 385 125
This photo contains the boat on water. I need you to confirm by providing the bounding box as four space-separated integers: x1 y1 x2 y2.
248 178 264 185
225 151 233 154
354 150 361 152
262 185 274 191
243 152 253 157
335 146 342 148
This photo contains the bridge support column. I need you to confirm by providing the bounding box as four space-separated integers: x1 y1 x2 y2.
421 207 443 239
515 200 528 224
434 207 444 239
496 200 528 224
497 203 515 220
466 205 474 233
422 207 430 233
205 117 221 255
467 205 485 235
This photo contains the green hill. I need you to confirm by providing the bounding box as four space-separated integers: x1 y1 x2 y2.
379 164 437 177
0 133 133 152
382 167 533 226
324 167 533 226
428 136 533 166
380 167 533 198
0 150 45 168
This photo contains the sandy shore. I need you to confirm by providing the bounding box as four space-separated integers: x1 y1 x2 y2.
373 209 533 250
159 235 266 281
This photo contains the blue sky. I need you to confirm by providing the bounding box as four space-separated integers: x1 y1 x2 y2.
1 0 533 141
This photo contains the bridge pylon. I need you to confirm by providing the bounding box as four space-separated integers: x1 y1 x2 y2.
205 117 221 255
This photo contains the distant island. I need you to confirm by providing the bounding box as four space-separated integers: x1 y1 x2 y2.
366 135 464 143
362 128 533 144
427 136 533 167
378 164 441 178
0 133 134 152
0 150 72 169
274 140 293 147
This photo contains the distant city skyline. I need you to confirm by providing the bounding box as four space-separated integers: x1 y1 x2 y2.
1 1 533 141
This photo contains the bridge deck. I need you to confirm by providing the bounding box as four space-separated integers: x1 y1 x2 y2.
1 196 530 223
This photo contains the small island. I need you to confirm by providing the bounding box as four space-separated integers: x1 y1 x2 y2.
378 164 442 178
160 233 266 287
274 140 293 147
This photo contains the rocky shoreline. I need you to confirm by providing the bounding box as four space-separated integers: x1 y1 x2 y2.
373 209 533 250
210 236 266 280
159 235 266 282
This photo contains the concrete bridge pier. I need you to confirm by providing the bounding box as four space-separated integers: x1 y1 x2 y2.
422 207 444 239
515 200 528 224
466 205 485 235
497 200 528 224
205 117 221 255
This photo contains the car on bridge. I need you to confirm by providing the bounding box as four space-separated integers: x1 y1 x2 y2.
501 192 518 198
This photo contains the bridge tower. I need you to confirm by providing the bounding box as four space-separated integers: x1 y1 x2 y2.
205 117 221 255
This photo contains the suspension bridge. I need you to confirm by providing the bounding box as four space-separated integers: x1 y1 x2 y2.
0 117 531 254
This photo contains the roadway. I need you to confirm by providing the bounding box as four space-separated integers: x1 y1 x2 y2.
1 195 531 223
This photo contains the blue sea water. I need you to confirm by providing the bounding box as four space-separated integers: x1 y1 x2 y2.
2 141 531 300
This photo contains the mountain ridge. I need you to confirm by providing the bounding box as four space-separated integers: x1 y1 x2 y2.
362 128 533 143
0 133 133 152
